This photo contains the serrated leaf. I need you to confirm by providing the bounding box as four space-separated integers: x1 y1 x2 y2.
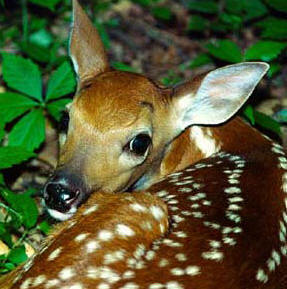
256 17 287 40
1 189 38 229
0 147 35 169
46 61 76 101
2 53 42 101
187 15 209 31
8 246 27 265
9 109 45 151
265 0 287 13
268 63 281 77
206 40 243 63
29 0 61 11
245 41 287 62
47 98 71 121
0 92 37 123
188 0 218 14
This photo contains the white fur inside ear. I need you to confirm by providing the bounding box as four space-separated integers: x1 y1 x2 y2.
178 62 269 130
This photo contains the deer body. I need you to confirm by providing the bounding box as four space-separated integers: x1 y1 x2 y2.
3 0 287 288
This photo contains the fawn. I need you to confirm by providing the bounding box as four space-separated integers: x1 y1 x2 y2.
3 0 287 288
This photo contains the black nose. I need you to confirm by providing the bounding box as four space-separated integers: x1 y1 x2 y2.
44 180 80 213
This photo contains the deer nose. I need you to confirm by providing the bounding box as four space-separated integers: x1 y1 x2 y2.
44 181 80 212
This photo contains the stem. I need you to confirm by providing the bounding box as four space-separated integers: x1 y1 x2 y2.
21 0 28 43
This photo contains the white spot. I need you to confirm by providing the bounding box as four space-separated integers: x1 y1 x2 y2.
149 284 164 289
70 284 83 289
59 267 75 280
175 253 187 262
150 206 165 221
83 205 98 216
227 204 242 211
104 250 126 265
98 230 114 241
140 221 153 231
170 267 185 276
174 231 187 238
146 250 156 261
202 250 224 261
190 126 221 158
267 258 276 272
122 270 135 279
47 247 62 261
20 278 32 289
130 203 147 212
223 236 236 246
228 196 244 203
75 233 89 242
86 240 100 253
272 249 281 265
33 275 46 286
45 279 60 288
178 187 192 193
256 268 268 283
186 265 201 276
158 258 169 267
209 240 221 248
98 283 110 289
120 282 139 289
116 224 135 237
224 187 241 194
166 281 184 289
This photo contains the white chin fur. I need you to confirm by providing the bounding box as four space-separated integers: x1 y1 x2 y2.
47 207 77 221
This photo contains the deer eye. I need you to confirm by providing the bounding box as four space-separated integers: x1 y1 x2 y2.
127 134 151 156
59 111 70 133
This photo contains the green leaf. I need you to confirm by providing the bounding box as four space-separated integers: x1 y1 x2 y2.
242 105 255 125
0 147 35 169
187 15 209 31
188 0 218 14
268 63 281 77
38 220 51 235
9 109 45 151
20 42 51 63
29 0 61 11
1 189 38 229
46 61 76 101
188 53 212 69
111 62 139 73
256 17 287 40
151 7 172 21
2 53 42 101
7 246 27 265
242 0 267 21
0 92 37 123
245 41 287 62
219 13 242 31
265 0 287 13
47 98 71 121
29 29 53 48
225 0 244 14
254 111 281 136
206 40 243 63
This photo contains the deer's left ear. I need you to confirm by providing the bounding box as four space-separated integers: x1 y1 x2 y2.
172 62 269 132
69 0 109 87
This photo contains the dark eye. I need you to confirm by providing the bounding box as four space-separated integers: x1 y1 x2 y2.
59 111 70 133
128 134 151 156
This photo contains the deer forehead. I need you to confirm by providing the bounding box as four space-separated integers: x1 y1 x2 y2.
71 71 167 133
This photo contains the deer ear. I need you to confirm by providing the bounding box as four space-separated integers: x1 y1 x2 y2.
69 0 109 86
172 62 269 132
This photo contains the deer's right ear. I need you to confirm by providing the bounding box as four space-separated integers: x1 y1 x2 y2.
171 62 269 134
69 0 109 87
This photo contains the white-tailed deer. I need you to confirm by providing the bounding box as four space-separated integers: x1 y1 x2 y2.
3 0 287 288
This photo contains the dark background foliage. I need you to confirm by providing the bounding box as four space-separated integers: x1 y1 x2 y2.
0 0 286 274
